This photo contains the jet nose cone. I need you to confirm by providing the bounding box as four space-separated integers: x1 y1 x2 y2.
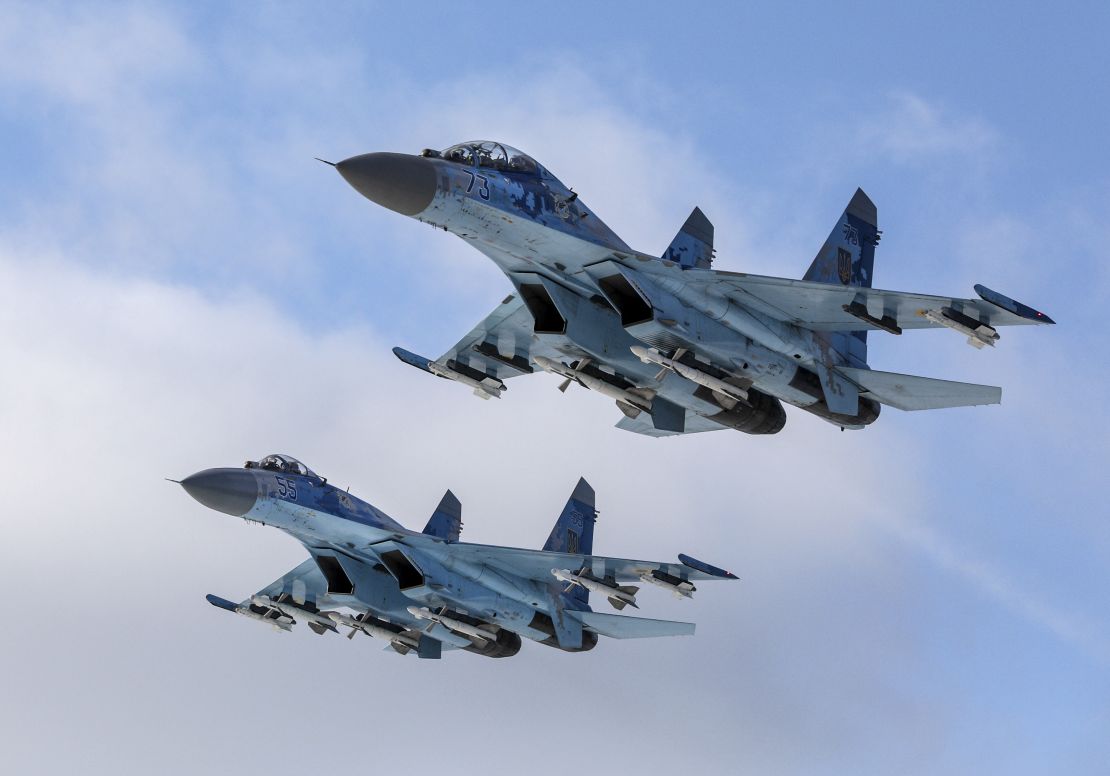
180 468 258 517
335 152 438 216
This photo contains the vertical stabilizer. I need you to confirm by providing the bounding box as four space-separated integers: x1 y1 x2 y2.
662 207 714 269
422 490 462 542
803 188 879 288
543 478 597 606
803 188 881 370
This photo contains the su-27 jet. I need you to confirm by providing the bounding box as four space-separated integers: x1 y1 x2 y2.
324 140 1054 436
180 453 735 659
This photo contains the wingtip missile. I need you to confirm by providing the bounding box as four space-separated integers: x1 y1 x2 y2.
393 347 505 399
207 594 293 632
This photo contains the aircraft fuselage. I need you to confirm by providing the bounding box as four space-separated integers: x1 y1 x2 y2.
336 146 878 434
185 462 590 654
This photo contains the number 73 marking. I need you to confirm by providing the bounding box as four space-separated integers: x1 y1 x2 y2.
465 171 490 200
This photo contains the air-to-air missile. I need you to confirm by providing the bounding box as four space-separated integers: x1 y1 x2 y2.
205 594 294 632
251 595 338 634
326 611 420 651
532 356 652 417
630 345 750 408
327 141 1054 436
921 308 1000 349
407 606 500 645
552 568 639 610
185 453 737 660
425 360 506 400
638 570 697 599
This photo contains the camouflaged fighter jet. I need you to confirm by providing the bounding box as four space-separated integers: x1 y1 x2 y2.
181 453 735 659
326 140 1054 436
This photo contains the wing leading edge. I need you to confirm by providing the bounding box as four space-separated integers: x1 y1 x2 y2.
393 294 541 391
673 271 1053 334
439 542 737 586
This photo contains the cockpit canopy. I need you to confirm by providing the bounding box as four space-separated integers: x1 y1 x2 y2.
246 453 318 478
434 140 542 176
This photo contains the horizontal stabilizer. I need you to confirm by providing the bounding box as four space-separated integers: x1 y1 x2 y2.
567 610 695 639
837 367 1000 411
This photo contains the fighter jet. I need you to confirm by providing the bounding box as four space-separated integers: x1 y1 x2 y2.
180 453 736 659
326 141 1054 436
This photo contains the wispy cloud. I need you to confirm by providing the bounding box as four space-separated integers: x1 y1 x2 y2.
860 92 999 164
877 512 1110 663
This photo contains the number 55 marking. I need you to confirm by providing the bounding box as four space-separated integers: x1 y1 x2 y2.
465 171 490 201
275 477 297 500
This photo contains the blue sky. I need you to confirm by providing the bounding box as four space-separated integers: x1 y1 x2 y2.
1 2 1108 773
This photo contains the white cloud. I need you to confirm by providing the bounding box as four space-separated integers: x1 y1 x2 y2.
0 4 195 105
4 230 1105 772
0 245 919 773
860 92 999 164
2 5 1109 774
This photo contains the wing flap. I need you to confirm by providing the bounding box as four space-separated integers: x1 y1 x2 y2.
837 367 1001 410
566 610 694 639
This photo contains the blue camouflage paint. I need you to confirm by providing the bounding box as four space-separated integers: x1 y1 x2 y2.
333 141 1053 436
183 453 735 660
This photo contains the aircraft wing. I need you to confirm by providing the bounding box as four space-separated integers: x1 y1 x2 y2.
252 558 332 601
206 554 464 656
440 542 738 585
436 293 540 379
205 558 338 632
394 294 552 387
678 271 1054 333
